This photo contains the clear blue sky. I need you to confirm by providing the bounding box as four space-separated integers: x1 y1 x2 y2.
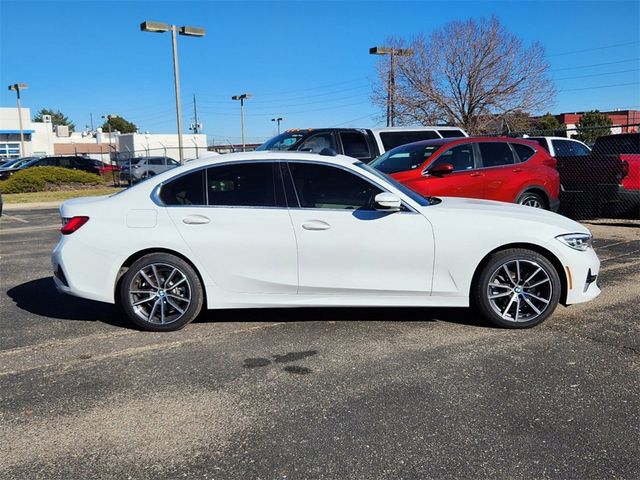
1 0 639 143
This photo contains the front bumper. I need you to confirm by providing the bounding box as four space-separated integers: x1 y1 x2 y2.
562 246 601 305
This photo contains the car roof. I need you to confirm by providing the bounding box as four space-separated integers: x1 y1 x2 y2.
181 150 359 168
385 136 541 151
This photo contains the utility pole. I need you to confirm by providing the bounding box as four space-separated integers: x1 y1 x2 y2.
141 21 205 164
101 114 118 160
89 112 94 131
271 117 284 135
232 93 252 151
369 46 413 127
7 83 28 156
192 94 199 134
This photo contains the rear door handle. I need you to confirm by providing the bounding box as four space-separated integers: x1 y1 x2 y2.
302 220 331 231
182 214 210 225
513 168 523 173
469 172 484 177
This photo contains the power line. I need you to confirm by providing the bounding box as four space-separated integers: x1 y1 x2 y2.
550 58 639 72
197 92 370 111
549 41 640 57
558 81 639 92
196 77 369 98
197 100 371 117
554 68 639 81
331 113 379 127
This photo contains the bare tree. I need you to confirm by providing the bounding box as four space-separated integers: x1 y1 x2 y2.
372 17 555 134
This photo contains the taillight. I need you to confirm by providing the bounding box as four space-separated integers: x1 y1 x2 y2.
61 216 89 235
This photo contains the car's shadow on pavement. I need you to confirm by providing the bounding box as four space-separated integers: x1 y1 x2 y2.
7 277 493 330
6 277 130 328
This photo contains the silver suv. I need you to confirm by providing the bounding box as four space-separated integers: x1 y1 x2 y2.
120 156 179 183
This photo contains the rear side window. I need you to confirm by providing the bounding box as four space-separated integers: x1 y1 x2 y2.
438 129 466 138
379 130 439 150
479 142 515 167
160 170 205 206
339 131 371 159
511 143 535 162
288 162 382 210
206 162 278 207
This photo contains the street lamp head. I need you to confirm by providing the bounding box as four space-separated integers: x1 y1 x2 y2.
232 93 252 101
369 46 413 56
271 117 284 122
140 21 170 33
179 26 205 37
8 83 28 91
101 114 118 120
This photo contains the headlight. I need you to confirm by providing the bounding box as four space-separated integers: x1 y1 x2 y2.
556 233 593 251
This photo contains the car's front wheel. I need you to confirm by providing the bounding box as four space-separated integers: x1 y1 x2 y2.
473 248 561 328
119 253 203 331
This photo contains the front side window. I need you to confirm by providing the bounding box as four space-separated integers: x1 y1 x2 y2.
160 170 205 206
379 130 439 150
479 142 515 167
288 162 382 210
299 133 336 153
207 162 278 207
428 143 475 171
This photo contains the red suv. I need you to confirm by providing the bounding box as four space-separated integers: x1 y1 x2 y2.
370 137 560 211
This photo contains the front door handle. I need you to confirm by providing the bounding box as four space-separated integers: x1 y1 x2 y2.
182 214 210 225
469 172 484 177
302 220 331 231
513 168 523 173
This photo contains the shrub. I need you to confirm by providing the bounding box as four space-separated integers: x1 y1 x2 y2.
0 166 102 194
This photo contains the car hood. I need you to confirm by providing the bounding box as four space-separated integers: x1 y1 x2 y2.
421 197 590 235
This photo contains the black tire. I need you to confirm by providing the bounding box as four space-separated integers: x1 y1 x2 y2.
472 248 561 328
119 253 203 331
516 191 547 209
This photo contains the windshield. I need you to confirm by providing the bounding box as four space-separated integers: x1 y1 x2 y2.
355 162 433 207
370 143 441 174
257 131 307 151
2 157 37 169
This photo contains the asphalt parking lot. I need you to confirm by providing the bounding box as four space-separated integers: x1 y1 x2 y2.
1 208 639 480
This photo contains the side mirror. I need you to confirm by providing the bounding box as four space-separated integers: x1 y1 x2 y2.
425 163 454 177
374 192 401 212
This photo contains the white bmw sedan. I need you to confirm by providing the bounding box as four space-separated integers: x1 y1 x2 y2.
52 152 600 331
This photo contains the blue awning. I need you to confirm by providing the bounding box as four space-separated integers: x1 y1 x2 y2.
0 130 35 134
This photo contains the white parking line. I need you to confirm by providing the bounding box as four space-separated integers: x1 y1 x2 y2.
1 214 29 224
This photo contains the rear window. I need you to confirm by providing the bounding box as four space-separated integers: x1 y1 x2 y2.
438 129 466 138
593 134 639 155
257 131 308 151
379 131 440 151
528 138 549 152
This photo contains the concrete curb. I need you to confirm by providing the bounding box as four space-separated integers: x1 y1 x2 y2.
3 201 62 211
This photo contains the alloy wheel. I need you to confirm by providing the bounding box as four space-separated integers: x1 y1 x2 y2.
128 263 192 325
486 259 553 323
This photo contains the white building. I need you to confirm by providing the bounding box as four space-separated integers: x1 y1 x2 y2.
0 107 35 158
1 106 207 162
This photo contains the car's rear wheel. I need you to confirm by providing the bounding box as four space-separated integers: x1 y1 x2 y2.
120 253 203 331
517 191 546 209
473 248 561 328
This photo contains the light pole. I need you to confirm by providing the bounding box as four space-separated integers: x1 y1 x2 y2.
232 93 252 151
271 117 284 135
369 46 413 127
7 83 28 156
141 21 205 164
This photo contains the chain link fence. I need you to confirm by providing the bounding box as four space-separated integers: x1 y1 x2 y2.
495 124 639 221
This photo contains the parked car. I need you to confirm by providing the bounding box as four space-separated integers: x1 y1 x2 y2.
526 136 591 158
119 156 180 183
0 155 42 167
0 155 100 180
257 126 468 163
370 137 560 210
53 151 600 332
543 134 635 217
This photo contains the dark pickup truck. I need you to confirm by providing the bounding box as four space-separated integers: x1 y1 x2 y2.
256 126 467 163
553 133 638 218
